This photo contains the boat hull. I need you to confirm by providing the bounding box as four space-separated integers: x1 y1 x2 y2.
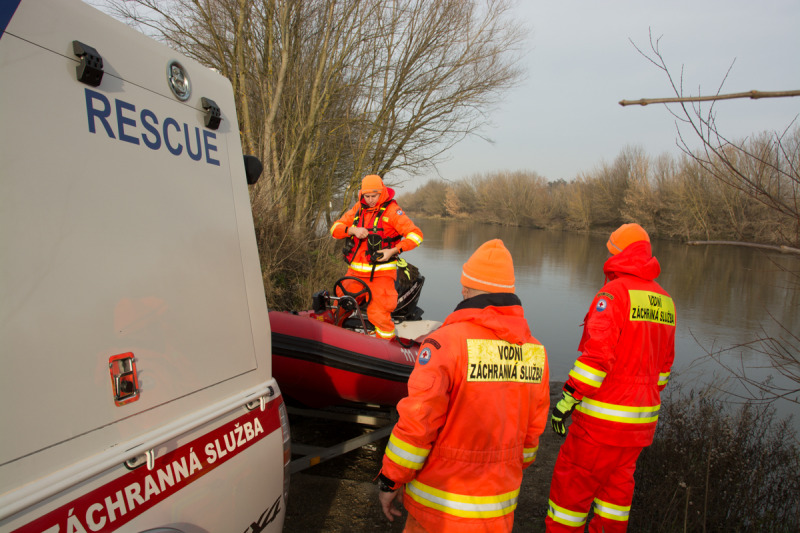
270 311 419 408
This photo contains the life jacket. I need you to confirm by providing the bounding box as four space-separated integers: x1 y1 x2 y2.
330 185 423 282
342 198 403 279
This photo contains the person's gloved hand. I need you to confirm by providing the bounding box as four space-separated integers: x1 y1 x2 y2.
551 389 580 436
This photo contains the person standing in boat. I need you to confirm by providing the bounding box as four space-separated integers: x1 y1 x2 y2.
377 239 550 533
545 223 676 532
330 174 423 340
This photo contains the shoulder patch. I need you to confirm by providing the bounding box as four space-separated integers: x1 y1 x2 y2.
417 347 432 365
597 291 614 300
595 298 609 312
424 338 442 350
396 209 404 216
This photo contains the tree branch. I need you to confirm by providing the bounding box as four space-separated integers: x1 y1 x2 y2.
620 89 800 107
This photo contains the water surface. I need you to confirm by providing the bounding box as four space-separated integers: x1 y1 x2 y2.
406 218 799 411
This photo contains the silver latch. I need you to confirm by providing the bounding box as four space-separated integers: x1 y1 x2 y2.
109 352 140 406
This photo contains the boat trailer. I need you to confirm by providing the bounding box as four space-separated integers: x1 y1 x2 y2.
287 404 398 474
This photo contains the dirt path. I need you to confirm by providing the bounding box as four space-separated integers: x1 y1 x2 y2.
284 383 563 532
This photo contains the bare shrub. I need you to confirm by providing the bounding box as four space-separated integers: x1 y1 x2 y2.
251 201 342 311
562 175 595 230
622 151 660 231
590 146 642 227
701 321 800 409
398 179 449 217
453 180 479 216
443 181 478 218
656 156 717 241
419 181 449 218
443 186 464 218
472 170 548 226
632 384 800 532
542 179 569 229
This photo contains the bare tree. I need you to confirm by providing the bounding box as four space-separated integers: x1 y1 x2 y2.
628 30 800 247
626 30 800 407
102 0 526 232
101 0 527 309
346 1 526 188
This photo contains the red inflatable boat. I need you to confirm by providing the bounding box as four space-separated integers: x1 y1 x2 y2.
271 269 440 408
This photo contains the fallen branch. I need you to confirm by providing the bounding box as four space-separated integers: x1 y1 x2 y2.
687 241 800 255
619 89 800 107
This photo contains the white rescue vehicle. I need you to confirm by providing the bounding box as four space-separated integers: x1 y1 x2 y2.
0 0 290 531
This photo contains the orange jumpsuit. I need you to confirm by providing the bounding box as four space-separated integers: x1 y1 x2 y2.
546 240 676 532
330 186 422 339
381 293 550 532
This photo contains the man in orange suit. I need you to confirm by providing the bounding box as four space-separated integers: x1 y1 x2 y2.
378 239 550 532
546 223 676 532
330 174 423 340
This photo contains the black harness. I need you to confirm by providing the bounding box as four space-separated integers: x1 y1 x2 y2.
342 200 402 280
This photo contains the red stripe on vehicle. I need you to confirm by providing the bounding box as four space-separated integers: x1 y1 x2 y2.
13 400 281 533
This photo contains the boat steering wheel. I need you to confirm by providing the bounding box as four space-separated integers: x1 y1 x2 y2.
334 277 372 311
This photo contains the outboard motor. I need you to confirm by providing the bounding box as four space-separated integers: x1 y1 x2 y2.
393 261 425 321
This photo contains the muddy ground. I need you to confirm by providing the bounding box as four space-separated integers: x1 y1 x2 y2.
284 383 563 532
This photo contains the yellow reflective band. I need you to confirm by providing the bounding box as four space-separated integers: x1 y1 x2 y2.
466 340 546 383
523 446 538 462
593 498 630 521
629 290 676 326
658 372 670 386
547 499 588 527
385 434 428 470
568 360 606 388
407 480 518 519
374 325 395 339
406 232 423 245
330 221 345 235
577 397 660 424
349 261 397 273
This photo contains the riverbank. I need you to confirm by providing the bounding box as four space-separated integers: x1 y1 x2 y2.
284 383 564 532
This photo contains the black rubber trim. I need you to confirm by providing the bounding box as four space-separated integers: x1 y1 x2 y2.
272 332 413 382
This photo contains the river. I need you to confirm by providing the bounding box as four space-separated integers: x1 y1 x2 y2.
405 218 799 418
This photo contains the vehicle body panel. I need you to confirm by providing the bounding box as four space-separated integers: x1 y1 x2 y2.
0 0 287 530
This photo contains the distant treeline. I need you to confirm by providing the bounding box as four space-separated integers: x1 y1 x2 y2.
399 139 799 247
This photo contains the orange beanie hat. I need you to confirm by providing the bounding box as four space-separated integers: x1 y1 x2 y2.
461 239 515 293
607 223 650 255
360 174 384 195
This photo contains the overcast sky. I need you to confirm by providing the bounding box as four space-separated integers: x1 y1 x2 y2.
401 0 800 191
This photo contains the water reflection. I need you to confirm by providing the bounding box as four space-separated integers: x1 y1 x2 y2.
410 218 799 404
